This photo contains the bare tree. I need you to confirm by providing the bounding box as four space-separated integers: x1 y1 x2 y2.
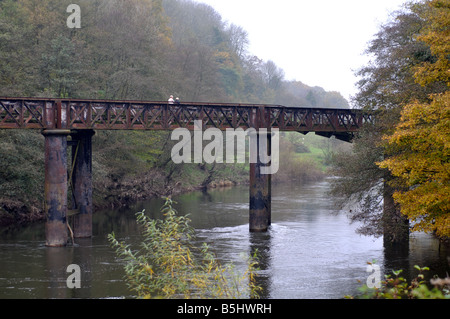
226 23 249 59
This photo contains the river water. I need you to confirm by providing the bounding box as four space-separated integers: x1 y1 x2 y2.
0 179 448 299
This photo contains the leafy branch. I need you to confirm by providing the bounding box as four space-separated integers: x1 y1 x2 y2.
108 198 262 299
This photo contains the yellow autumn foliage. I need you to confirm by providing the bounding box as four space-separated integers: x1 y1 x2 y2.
379 92 450 237
378 0 450 238
414 0 450 87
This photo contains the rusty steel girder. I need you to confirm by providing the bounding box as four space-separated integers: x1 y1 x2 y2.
0 97 373 140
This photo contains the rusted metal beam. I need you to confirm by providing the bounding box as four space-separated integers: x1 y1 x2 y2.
0 97 374 139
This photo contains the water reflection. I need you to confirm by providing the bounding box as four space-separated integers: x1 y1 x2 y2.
0 179 449 299
249 231 272 299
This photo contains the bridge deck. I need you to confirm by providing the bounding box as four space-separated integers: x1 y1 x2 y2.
0 97 373 141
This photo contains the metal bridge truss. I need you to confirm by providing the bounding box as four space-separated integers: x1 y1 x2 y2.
0 98 373 141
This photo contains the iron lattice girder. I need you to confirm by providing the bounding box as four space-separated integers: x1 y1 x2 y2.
0 98 373 135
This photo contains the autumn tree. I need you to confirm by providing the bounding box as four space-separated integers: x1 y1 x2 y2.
329 1 445 244
378 0 449 238
162 0 230 101
85 0 173 100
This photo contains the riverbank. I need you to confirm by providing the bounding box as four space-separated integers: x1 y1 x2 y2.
0 168 248 228
0 158 327 228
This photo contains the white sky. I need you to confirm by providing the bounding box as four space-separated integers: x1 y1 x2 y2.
196 0 408 102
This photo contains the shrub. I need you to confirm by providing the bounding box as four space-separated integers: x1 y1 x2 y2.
348 263 450 299
108 198 262 299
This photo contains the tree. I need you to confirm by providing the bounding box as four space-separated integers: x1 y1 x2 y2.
226 23 249 59
378 0 449 238
39 35 84 97
329 1 444 243
0 0 29 96
413 0 450 87
87 0 172 100
163 0 230 101
262 60 285 91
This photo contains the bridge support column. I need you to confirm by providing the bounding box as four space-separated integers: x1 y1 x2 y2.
249 131 272 232
70 130 95 238
43 129 71 247
383 180 409 246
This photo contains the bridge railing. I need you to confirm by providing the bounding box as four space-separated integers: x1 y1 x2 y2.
0 97 374 134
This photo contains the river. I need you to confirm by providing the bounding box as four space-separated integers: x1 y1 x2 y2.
0 179 448 299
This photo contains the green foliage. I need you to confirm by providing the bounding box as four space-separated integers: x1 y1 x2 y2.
348 264 450 299
108 198 262 299
0 130 44 204
272 133 329 183
0 0 353 103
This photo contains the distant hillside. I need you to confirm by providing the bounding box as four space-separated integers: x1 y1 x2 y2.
278 81 350 108
162 0 350 108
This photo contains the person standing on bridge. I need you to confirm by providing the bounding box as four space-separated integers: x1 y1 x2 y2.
175 97 180 104
168 95 174 104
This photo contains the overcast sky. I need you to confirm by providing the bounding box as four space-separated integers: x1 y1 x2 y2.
196 0 409 103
